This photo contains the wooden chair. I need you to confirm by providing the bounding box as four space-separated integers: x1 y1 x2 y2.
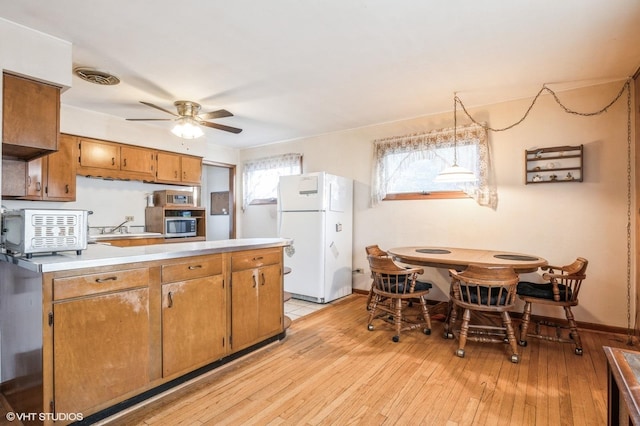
367 255 432 342
517 257 588 355
365 245 389 310
445 264 520 363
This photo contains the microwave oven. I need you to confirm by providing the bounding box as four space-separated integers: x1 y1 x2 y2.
164 217 197 238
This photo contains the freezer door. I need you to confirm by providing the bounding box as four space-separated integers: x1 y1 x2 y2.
278 173 327 212
280 211 326 300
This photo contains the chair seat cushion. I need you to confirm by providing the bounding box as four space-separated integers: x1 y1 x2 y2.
460 285 507 305
389 280 432 293
517 281 572 301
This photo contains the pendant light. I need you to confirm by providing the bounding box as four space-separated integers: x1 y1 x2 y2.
434 95 477 182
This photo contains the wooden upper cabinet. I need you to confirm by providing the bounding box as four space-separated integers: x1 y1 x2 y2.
156 152 202 185
181 155 202 184
45 134 77 200
155 152 182 183
2 134 76 201
57 132 201 186
121 145 155 179
2 73 60 160
78 138 120 170
77 136 156 181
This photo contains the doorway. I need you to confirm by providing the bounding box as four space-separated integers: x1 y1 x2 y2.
202 161 236 240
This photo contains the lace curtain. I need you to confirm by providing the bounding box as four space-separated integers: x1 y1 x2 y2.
242 153 302 210
371 123 497 209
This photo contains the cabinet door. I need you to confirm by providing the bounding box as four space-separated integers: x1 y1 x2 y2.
1 159 27 197
231 268 260 350
181 155 202 184
53 288 150 415
162 275 226 377
156 152 181 182
121 145 155 179
25 157 44 199
258 264 283 339
78 138 120 170
45 134 76 200
2 73 59 160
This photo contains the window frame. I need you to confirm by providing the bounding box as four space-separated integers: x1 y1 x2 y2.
371 123 495 208
242 153 302 209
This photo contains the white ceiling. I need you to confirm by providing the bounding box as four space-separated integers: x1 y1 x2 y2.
1 1 639 149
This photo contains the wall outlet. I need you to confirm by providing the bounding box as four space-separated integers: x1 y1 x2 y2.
125 216 134 222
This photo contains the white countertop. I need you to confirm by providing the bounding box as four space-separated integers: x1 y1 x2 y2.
0 238 291 273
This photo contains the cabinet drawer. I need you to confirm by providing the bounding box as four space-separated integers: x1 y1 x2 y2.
231 249 281 272
162 254 222 283
53 268 149 300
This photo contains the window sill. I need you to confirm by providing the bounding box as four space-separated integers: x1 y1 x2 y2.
384 191 470 201
249 198 277 205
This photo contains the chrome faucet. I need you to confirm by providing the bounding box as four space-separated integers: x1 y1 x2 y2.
108 219 130 234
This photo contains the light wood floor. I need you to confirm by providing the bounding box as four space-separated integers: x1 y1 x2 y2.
106 294 635 425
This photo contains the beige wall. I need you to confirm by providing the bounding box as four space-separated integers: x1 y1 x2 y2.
240 80 635 329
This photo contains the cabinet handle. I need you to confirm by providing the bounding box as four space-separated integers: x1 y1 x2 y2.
252 274 257 288
174 170 178 179
261 272 266 286
252 256 263 261
95 276 117 283
183 171 187 179
168 291 174 308
65 184 69 194
111 157 115 166
35 182 41 192
123 158 127 168
188 265 203 270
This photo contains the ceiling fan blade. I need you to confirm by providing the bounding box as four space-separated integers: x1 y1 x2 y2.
199 121 243 134
139 101 178 117
198 109 233 120
126 118 173 121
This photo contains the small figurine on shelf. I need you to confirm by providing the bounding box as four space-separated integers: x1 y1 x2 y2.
532 174 543 182
565 172 574 180
549 174 558 181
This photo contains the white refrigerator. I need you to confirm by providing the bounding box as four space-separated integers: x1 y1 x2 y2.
277 172 353 303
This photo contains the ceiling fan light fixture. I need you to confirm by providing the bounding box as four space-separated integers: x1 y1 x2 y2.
171 118 204 139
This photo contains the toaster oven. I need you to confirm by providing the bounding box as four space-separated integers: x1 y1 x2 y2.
1 209 90 258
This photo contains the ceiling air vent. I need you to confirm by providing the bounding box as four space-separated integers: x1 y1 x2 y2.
74 67 120 85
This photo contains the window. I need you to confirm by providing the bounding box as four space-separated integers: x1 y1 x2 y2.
242 153 302 209
371 123 496 208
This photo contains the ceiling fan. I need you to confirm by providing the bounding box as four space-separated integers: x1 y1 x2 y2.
126 100 243 135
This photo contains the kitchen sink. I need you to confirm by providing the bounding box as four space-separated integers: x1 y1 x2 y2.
90 232 163 240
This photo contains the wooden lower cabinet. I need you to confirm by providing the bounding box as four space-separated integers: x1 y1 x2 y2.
162 275 226 377
4 247 284 424
53 287 151 415
231 249 284 351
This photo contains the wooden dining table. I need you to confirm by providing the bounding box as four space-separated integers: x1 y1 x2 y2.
387 246 548 273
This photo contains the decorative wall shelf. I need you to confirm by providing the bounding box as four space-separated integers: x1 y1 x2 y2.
525 144 583 184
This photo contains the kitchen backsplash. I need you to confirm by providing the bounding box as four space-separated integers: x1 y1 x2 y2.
1 176 198 230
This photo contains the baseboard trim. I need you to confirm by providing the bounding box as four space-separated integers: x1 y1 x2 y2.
351 288 637 339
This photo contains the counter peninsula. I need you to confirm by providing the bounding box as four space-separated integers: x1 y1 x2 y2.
0 238 290 425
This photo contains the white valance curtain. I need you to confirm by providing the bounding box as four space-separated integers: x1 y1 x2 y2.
242 153 302 210
371 123 497 209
